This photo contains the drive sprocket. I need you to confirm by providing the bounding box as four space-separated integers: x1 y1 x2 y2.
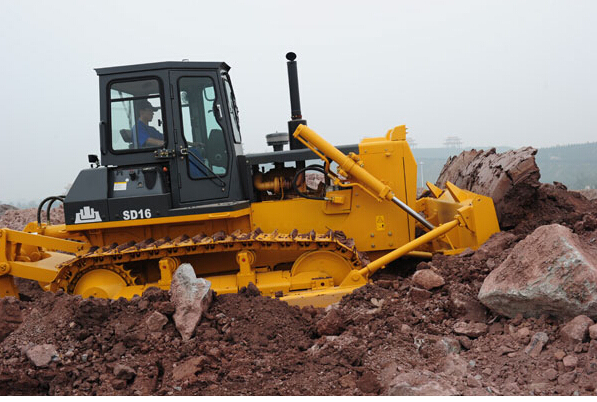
56 264 137 299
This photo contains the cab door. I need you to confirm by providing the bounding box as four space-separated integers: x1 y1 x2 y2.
169 71 233 204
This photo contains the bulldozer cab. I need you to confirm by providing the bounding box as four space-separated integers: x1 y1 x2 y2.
95 62 246 208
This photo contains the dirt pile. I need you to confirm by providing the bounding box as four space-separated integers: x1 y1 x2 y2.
0 205 64 231
435 147 596 234
3 247 597 395
2 147 597 395
576 189 597 201
0 205 17 217
0 286 321 395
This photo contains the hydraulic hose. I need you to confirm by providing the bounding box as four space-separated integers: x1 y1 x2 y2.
37 196 65 226
292 165 328 201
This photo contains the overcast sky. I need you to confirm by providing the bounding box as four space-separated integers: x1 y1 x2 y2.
1 0 596 203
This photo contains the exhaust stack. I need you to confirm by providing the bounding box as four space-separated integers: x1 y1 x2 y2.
286 52 307 150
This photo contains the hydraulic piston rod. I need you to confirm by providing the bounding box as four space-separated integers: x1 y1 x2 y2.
391 196 434 231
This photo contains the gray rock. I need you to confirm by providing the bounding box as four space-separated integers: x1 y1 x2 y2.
524 332 549 357
453 321 488 338
467 374 482 388
478 224 597 320
25 344 58 367
412 269 445 290
114 363 136 380
439 337 462 355
544 368 558 381
316 309 346 336
416 335 461 357
409 287 431 303
172 356 208 381
385 370 458 395
529 382 550 394
146 311 168 332
560 315 594 344
557 372 576 386
449 291 487 322
589 324 597 340
563 355 578 369
441 354 468 377
585 360 597 374
170 264 213 341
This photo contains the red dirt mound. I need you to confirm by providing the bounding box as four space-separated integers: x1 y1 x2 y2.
2 148 597 395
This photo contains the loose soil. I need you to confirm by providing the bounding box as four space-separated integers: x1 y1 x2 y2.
1 159 597 395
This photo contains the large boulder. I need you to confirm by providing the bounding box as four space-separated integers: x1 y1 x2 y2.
478 224 597 320
435 147 540 229
170 264 213 341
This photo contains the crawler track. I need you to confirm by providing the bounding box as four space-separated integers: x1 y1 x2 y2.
49 228 368 294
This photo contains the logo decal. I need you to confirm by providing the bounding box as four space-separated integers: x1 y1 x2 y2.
376 215 386 231
74 206 102 224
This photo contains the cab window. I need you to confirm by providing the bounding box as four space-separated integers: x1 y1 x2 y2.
110 79 165 151
178 76 228 178
223 75 241 143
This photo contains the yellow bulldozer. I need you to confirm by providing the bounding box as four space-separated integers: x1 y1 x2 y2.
0 53 500 307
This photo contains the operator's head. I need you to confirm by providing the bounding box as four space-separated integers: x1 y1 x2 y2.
136 99 159 123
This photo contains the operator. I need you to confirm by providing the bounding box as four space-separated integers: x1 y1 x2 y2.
132 99 164 148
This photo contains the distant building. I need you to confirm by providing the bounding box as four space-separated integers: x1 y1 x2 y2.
406 136 417 148
443 136 463 149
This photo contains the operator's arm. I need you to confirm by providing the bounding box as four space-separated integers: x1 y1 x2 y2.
145 136 164 147
139 125 164 147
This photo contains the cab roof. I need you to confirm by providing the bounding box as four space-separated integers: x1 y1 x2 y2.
95 61 231 76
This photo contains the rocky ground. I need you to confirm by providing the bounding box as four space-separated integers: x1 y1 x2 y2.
1 148 597 395
577 189 597 201
0 204 64 231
